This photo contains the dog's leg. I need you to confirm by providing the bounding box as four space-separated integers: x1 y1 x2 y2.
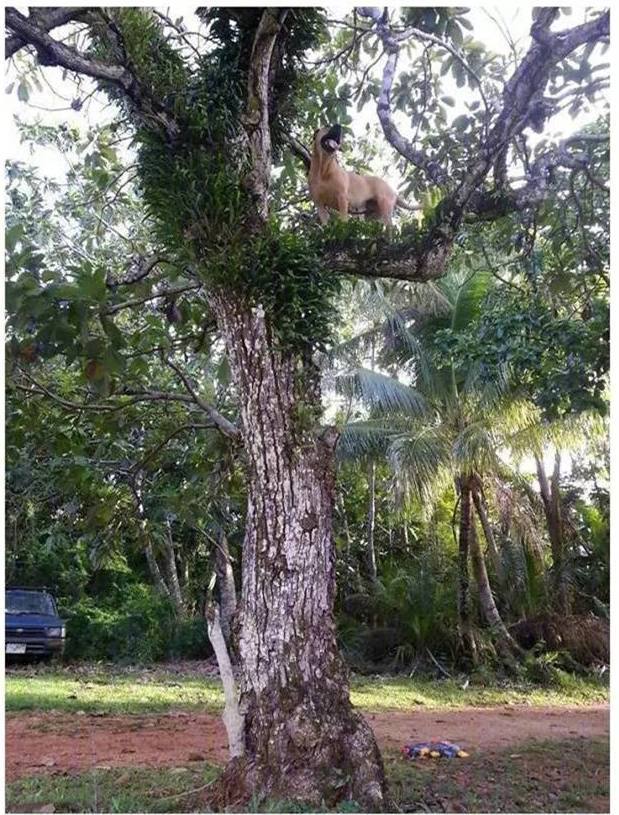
376 195 394 228
317 205 330 225
336 194 349 222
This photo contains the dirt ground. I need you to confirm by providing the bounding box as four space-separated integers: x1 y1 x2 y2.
5 704 609 782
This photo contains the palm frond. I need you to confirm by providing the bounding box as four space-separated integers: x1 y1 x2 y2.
337 420 401 461
388 426 452 507
336 368 428 416
452 421 500 473
450 270 494 333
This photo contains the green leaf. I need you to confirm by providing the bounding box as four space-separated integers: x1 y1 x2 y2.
17 80 30 102
453 114 470 131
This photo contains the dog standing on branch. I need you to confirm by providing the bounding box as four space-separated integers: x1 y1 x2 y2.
308 123 419 226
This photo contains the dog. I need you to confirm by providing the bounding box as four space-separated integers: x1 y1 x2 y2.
308 124 418 226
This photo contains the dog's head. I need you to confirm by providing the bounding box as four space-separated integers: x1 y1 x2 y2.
313 124 342 156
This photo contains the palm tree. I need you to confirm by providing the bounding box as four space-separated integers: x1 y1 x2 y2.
337 270 540 663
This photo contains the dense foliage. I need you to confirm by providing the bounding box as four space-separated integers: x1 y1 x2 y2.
5 7 609 673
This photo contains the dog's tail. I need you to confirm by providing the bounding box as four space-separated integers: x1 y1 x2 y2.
396 196 422 212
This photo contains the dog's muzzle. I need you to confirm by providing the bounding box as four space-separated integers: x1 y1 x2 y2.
321 124 342 153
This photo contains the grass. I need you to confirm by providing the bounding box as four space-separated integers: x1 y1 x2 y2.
386 737 609 813
5 764 220 814
350 673 609 711
5 739 609 813
5 665 609 716
5 672 223 715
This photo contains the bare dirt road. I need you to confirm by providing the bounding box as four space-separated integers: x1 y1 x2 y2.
6 704 609 782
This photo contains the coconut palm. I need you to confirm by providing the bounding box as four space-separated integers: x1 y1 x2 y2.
336 270 549 664
337 267 605 664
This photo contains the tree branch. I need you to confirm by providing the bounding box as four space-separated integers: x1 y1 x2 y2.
285 134 311 173
105 282 201 315
15 371 238 441
243 8 288 227
164 358 241 440
5 7 90 58
106 254 167 288
131 423 215 473
5 7 180 139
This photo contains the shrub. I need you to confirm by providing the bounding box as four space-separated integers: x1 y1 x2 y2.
62 584 212 663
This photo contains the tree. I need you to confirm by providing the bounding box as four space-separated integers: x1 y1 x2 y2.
5 6 609 808
339 270 533 663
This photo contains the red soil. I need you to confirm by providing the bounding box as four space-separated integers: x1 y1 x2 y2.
5 704 609 782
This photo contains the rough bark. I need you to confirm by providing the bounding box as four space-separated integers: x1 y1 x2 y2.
457 482 478 664
207 292 389 810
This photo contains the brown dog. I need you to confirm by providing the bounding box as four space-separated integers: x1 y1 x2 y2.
308 124 417 226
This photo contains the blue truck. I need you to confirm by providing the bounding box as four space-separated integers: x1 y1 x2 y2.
5 586 66 660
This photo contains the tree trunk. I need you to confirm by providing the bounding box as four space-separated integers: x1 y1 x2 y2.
144 538 170 599
209 293 388 810
214 528 237 646
472 489 504 587
366 461 378 584
469 489 521 662
337 492 363 593
535 453 570 614
457 482 478 664
163 521 185 616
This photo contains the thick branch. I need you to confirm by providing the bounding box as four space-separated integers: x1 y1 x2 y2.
243 8 288 226
5 7 179 138
5 7 89 58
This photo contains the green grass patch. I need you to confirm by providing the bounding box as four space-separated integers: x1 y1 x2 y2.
5 739 608 813
5 666 608 716
349 674 609 711
5 673 222 715
6 764 219 814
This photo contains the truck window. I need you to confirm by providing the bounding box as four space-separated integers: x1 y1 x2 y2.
5 591 57 616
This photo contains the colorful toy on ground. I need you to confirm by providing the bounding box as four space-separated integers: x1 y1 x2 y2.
402 741 469 759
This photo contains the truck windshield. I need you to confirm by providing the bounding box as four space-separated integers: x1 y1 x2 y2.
5 591 56 615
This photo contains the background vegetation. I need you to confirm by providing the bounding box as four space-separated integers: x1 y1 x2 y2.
5 7 609 679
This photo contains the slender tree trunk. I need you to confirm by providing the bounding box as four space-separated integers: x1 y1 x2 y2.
144 538 170 599
457 481 478 664
337 493 363 593
535 453 570 614
337 492 353 560
132 479 171 601
472 489 504 587
209 293 388 810
366 461 378 584
214 528 237 646
207 604 245 758
469 489 521 661
163 521 185 616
